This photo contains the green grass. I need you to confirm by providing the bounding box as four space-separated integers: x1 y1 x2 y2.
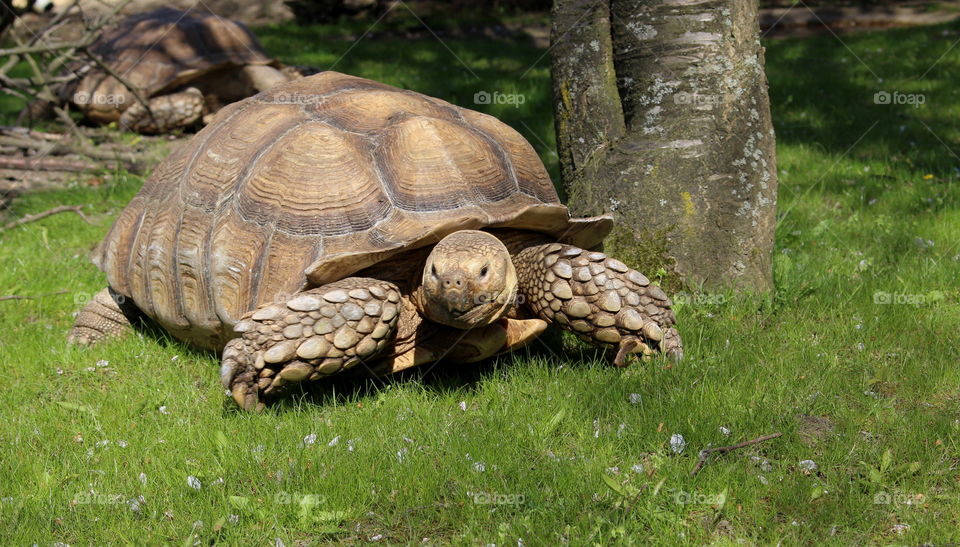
1 19 959 545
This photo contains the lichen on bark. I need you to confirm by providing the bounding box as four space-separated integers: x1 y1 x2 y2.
551 0 778 292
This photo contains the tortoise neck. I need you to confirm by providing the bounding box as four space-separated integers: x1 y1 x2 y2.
486 228 553 255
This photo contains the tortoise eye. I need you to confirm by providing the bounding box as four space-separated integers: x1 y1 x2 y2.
479 265 489 278
431 264 438 278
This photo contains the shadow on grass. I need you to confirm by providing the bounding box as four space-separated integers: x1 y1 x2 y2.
259 337 610 413
766 21 960 176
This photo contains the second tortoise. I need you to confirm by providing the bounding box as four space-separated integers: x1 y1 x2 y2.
52 8 296 133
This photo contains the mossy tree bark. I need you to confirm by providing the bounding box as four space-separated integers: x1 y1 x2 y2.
551 0 777 291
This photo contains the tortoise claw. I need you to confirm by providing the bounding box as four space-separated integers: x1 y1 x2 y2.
614 337 642 367
231 383 261 412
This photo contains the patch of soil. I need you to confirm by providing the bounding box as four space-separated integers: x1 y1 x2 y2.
796 414 836 447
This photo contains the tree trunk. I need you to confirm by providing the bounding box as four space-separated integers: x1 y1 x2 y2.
551 0 777 292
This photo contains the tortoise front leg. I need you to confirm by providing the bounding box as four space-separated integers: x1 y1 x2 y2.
221 277 403 411
118 88 204 133
514 244 683 364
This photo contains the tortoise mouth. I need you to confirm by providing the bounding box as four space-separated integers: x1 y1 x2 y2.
431 286 515 330
452 289 505 320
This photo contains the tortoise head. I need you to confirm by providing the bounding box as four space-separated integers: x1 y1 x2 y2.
421 230 517 329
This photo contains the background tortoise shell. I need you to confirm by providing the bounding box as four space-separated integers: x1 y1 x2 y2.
61 7 278 123
93 71 612 349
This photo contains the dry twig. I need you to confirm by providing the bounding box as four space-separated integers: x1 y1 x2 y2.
690 432 782 476
2 204 94 230
0 290 69 301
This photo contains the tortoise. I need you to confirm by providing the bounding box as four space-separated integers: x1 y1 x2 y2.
68 71 683 411
52 7 295 133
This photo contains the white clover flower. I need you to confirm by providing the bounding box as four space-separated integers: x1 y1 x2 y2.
670 434 686 454
891 523 910 535
187 476 201 490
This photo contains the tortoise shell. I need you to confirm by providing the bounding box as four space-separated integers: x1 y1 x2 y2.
93 72 612 349
62 7 277 123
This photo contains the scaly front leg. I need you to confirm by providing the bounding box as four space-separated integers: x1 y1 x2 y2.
514 244 683 364
220 277 403 411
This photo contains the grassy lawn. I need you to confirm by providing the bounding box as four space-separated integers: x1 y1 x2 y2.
1 18 959 545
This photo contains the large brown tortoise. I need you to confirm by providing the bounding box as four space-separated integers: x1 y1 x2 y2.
51 8 295 133
68 72 683 411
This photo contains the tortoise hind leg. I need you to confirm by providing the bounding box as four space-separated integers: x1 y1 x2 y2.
118 87 204 134
67 287 140 345
243 64 293 92
221 278 403 411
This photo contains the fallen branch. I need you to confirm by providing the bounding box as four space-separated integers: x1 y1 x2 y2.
0 290 69 302
690 432 782 476
0 38 98 57
0 0 133 134
1 126 66 140
0 134 143 172
2 205 94 230
0 156 98 171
